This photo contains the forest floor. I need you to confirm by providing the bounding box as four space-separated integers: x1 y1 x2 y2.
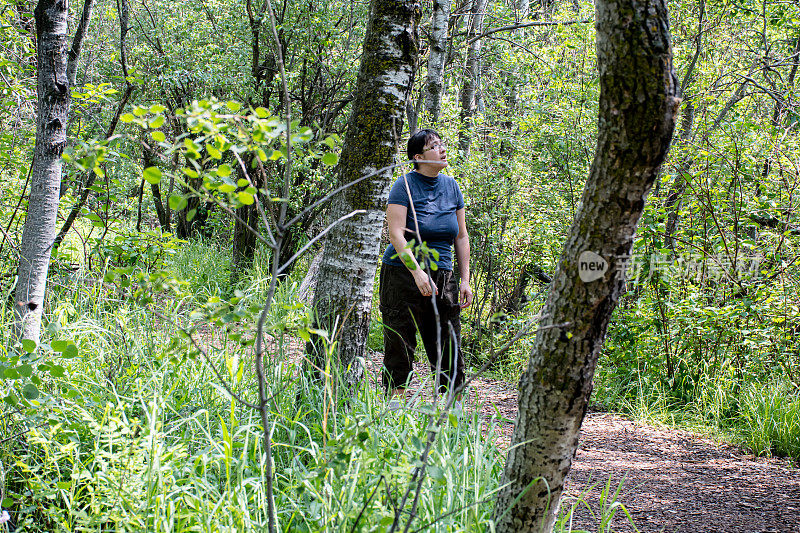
362 352 800 533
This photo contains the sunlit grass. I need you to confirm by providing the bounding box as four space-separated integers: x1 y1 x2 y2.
0 239 642 531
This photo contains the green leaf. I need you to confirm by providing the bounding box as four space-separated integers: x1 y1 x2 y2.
184 138 201 157
21 339 37 353
149 104 166 113
187 208 197 222
151 130 166 142
219 183 237 193
62 343 79 359
182 167 199 178
322 152 338 167
3 392 19 406
237 178 249 187
143 166 162 185
18 364 33 378
226 101 242 112
169 194 188 210
269 149 283 161
120 113 134 123
207 143 222 159
148 115 165 129
237 191 255 205
322 135 337 149
428 466 444 481
51 340 68 352
22 383 39 400
217 164 232 177
255 107 268 118
400 252 416 270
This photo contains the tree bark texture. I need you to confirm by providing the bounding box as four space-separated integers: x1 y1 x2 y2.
424 0 451 123
493 0 679 530
458 0 489 156
14 0 71 343
176 176 204 239
298 248 324 303
310 0 421 384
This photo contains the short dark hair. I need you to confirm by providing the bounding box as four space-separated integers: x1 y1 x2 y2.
407 128 441 169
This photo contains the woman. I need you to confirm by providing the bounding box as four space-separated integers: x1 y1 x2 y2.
379 129 472 408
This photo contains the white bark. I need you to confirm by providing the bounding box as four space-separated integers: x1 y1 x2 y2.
505 0 529 116
424 0 451 123
458 0 490 155
15 0 71 344
493 0 680 530
311 0 421 384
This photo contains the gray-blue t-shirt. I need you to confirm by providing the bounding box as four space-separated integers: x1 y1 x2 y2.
382 171 465 270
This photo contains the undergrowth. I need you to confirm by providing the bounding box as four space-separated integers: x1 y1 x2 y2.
0 241 638 532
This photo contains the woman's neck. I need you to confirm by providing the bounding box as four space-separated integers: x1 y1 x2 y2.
415 164 440 177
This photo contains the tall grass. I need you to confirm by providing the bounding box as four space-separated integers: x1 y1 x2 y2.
739 382 800 459
1 240 637 531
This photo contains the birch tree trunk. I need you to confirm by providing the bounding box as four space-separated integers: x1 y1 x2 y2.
458 0 489 156
499 0 529 158
310 0 421 384
506 0 529 117
493 0 679 529
14 0 71 343
424 0 451 123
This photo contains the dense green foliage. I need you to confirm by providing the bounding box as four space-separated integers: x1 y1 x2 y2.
1 244 637 531
1 0 799 529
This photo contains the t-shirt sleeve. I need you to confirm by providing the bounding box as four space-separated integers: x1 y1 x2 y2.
387 178 410 207
454 179 465 210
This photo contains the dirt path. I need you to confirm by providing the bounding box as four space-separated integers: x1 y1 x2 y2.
367 354 800 533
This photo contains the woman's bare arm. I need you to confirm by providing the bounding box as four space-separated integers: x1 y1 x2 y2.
386 203 435 296
454 208 473 308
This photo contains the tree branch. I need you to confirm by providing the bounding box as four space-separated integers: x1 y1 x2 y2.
467 18 590 45
66 0 95 86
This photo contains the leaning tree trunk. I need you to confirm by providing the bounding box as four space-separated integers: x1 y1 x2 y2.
310 0 421 385
493 0 679 530
14 0 71 343
424 0 451 123
458 0 490 156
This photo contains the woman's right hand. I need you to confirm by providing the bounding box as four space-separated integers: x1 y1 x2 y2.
413 269 437 297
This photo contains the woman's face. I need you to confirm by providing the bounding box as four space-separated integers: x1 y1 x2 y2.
415 137 448 172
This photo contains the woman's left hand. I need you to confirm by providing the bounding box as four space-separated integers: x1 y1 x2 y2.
459 281 473 309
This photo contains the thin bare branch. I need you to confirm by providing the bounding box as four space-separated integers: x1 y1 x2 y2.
277 209 367 275
232 151 278 248
66 0 95 86
282 160 413 231
467 18 591 45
